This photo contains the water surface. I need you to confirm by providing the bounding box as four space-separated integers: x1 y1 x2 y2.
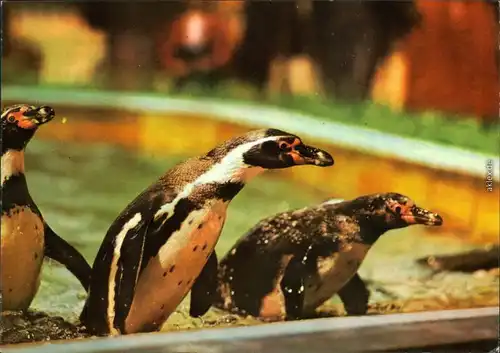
24 139 498 327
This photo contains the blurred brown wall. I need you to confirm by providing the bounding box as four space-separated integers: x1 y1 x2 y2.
372 1 498 121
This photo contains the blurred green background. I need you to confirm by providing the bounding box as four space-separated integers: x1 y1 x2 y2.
2 1 498 154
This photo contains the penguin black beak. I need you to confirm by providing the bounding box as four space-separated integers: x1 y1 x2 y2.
402 206 443 226
20 105 55 129
287 144 334 167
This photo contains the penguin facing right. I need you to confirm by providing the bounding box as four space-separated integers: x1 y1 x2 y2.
81 128 334 336
214 192 443 320
1 104 92 311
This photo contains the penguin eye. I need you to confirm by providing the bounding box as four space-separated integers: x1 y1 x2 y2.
279 141 290 152
394 206 402 215
7 115 16 123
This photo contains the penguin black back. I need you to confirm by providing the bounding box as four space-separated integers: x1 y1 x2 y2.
215 192 443 320
1 104 92 311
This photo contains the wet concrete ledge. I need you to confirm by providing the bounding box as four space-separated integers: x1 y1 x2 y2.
2 86 499 244
4 307 499 353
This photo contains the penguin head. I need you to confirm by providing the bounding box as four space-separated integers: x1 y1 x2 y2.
351 192 443 230
237 128 334 169
383 193 443 227
2 104 55 152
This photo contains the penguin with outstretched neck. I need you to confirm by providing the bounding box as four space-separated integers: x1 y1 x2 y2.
1 104 92 311
215 192 443 320
80 128 334 336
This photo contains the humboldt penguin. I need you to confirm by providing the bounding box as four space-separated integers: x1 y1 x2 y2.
80 128 334 336
1 104 92 311
215 192 443 320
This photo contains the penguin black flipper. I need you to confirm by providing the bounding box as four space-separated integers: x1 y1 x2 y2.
189 251 218 317
112 218 151 333
336 272 370 315
82 187 178 334
112 203 194 330
44 224 92 291
280 255 308 320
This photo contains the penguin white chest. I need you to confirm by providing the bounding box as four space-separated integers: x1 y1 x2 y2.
125 200 229 333
302 243 371 312
1 206 45 311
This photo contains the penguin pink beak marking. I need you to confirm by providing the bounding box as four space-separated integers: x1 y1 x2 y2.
401 206 443 226
285 139 334 167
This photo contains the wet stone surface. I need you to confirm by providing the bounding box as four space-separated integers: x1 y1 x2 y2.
0 310 89 345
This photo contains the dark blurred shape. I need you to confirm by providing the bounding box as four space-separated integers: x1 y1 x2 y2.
231 0 420 100
231 1 308 93
3 3 13 57
2 2 43 84
77 1 183 91
311 1 421 101
417 245 500 273
158 2 234 91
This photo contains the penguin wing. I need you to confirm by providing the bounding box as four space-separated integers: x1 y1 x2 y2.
112 188 181 332
83 186 176 334
189 250 218 317
279 242 317 320
280 236 340 319
44 223 92 291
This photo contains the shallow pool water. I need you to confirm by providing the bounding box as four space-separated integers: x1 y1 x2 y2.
26 139 322 321
22 139 498 329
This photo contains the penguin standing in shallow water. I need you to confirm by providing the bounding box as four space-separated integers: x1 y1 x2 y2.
215 192 443 320
1 104 92 311
80 128 334 336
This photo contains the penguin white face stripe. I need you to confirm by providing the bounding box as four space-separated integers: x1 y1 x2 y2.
1 150 26 186
107 212 142 334
322 199 345 206
196 135 285 184
154 135 286 221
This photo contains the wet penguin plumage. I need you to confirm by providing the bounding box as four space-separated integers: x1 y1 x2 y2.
1 104 92 311
81 128 334 336
215 192 443 320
